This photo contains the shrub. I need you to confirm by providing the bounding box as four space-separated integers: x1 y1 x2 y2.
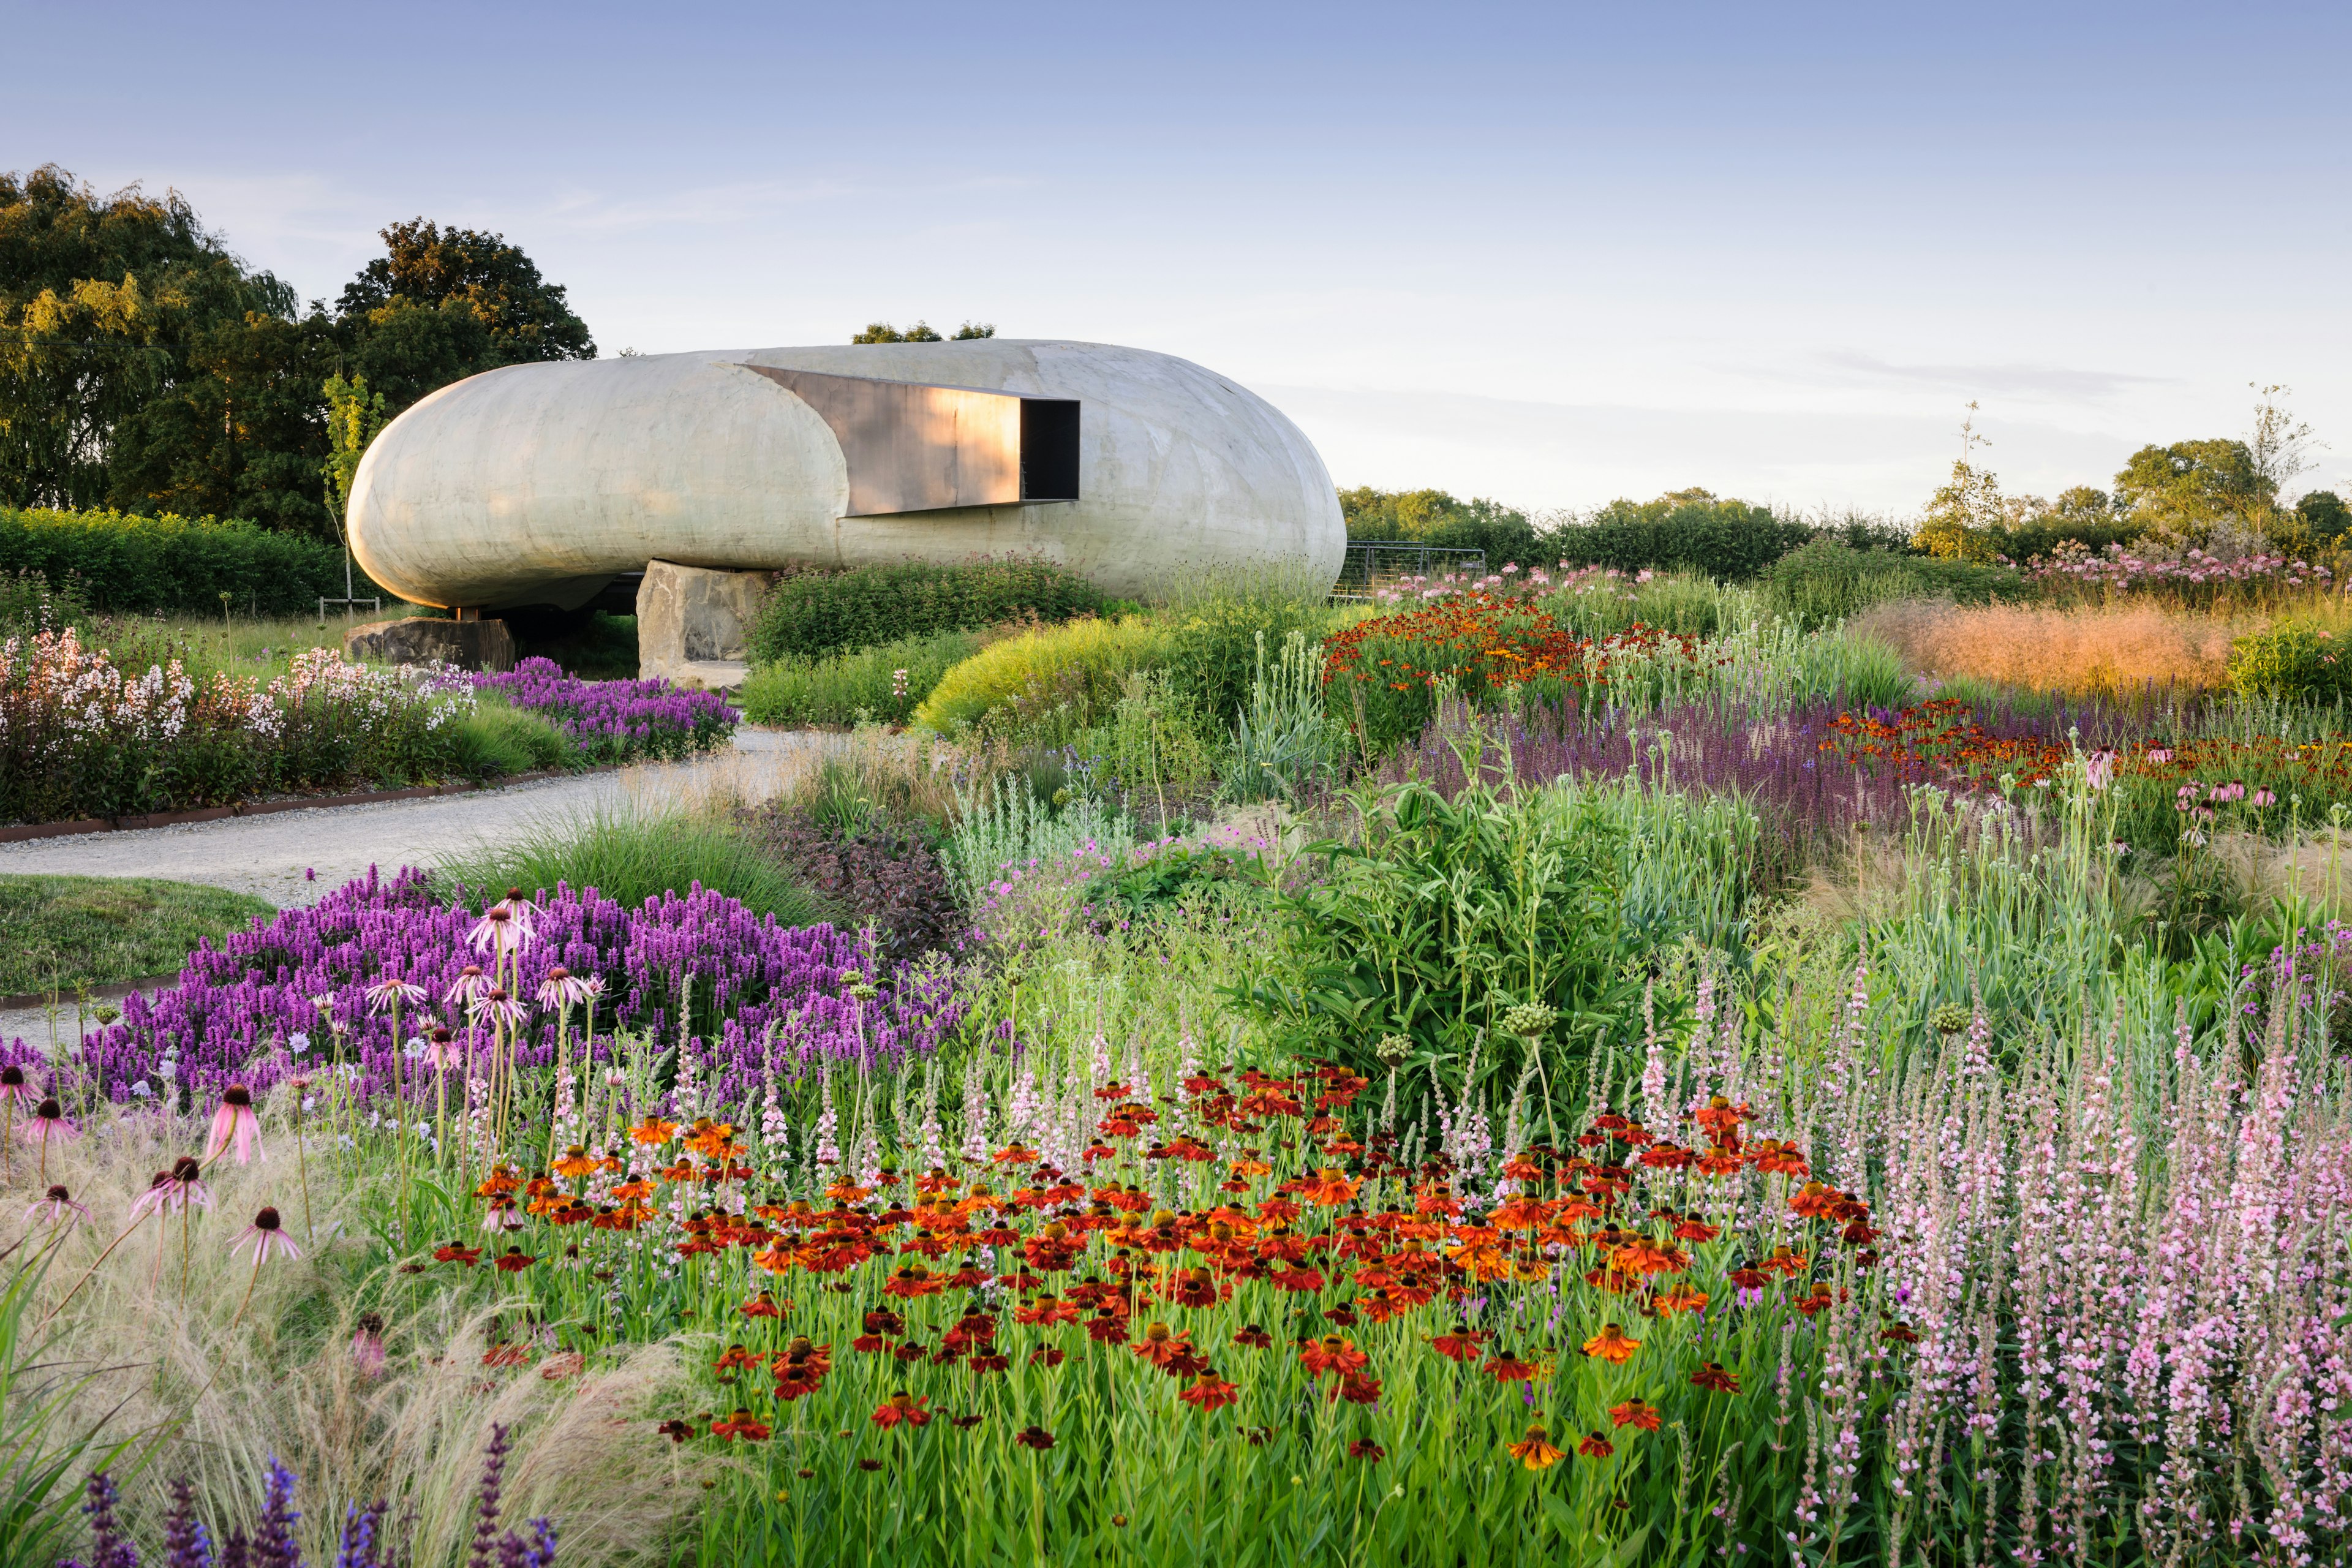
911 617 1167 737
1763 540 2031 627
737 628 982 728
747 558 1104 662
0 505 390 614
0 638 473 824
2227 622 2352 703
748 804 960 965
1550 492 1815 579
1159 582 1343 729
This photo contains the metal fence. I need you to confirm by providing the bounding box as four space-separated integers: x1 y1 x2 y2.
1330 540 1488 600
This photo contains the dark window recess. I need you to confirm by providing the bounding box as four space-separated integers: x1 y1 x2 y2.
1019 399 1080 502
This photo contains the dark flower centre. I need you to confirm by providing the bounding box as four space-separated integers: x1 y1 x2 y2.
173 1156 202 1181
255 1207 282 1231
45 1184 67 1200
224 1087 252 1108
36 1098 61 1118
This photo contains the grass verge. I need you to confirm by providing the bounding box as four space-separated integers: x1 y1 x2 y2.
0 873 274 994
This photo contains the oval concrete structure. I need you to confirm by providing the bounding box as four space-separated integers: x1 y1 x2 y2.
347 339 1344 609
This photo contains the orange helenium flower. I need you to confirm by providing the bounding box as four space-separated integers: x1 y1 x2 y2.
1583 1324 1642 1364
1506 1425 1565 1471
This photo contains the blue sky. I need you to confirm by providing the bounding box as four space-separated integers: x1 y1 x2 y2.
10 1 2348 517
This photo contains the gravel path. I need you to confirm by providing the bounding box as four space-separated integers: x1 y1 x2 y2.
0 727 833 1046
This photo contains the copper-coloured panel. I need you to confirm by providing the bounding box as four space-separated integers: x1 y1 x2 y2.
742 366 1076 516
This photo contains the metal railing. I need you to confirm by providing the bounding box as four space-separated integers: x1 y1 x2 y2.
1330 540 1488 600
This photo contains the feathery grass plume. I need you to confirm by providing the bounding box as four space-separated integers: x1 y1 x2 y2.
1853 598 2242 695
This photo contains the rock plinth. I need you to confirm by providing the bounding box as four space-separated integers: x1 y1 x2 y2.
342 617 515 672
636 560 768 686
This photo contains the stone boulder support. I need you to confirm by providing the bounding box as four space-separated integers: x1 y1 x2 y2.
636 560 768 690
343 616 515 672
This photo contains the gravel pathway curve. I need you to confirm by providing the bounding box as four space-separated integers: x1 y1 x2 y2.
0 727 831 1047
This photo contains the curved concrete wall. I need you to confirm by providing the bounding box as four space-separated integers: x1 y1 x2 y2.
347 339 1344 608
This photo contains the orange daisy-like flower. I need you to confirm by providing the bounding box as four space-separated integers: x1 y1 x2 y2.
1131 1322 1196 1370
1295 1168 1360 1206
1578 1431 1615 1459
1178 1370 1240 1411
1608 1399 1662 1431
1690 1361 1742 1394
1299 1334 1370 1379
882 1264 943 1298
1583 1324 1642 1365
1482 1348 1538 1382
433 1242 482 1267
710 1408 771 1441
1653 1282 1710 1317
629 1116 680 1147
871 1392 933 1430
1430 1326 1488 1362
1506 1424 1565 1471
739 1291 784 1319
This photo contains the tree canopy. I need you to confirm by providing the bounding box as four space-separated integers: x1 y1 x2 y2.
1336 486 1539 563
0 167 594 538
852 320 995 342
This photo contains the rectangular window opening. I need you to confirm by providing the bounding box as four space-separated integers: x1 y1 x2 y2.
1019 399 1080 502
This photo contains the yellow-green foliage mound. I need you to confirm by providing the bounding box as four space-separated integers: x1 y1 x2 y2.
912 616 1169 735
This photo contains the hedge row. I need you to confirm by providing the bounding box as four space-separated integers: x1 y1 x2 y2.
0 506 388 616
747 558 1106 663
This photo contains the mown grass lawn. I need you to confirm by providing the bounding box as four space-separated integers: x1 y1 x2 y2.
0 873 273 995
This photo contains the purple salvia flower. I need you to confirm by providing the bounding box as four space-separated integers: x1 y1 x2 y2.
252 1459 300 1568
165 1476 212 1568
467 1423 511 1568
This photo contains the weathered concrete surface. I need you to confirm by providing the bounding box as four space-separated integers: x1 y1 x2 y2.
343 616 516 671
346 340 1345 608
635 559 768 685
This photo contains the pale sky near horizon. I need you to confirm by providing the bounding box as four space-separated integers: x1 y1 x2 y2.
9 1 2348 519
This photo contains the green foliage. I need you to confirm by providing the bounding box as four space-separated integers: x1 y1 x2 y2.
1551 489 1814 579
1539 570 1735 639
444 701 579 782
1763 540 2030 628
1159 579 1343 731
1084 842 1258 922
0 507 388 614
336 219 594 395
0 872 272 994
748 559 1104 663
1068 669 1221 816
320 371 387 524
737 628 981 728
439 806 823 924
2114 437 2267 538
1240 764 1639 1131
1224 630 1347 803
913 617 1167 739
850 321 994 342
1 169 592 538
0 1253 164 1568
2297 489 2348 541
1338 486 1541 562
2226 622 2352 703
